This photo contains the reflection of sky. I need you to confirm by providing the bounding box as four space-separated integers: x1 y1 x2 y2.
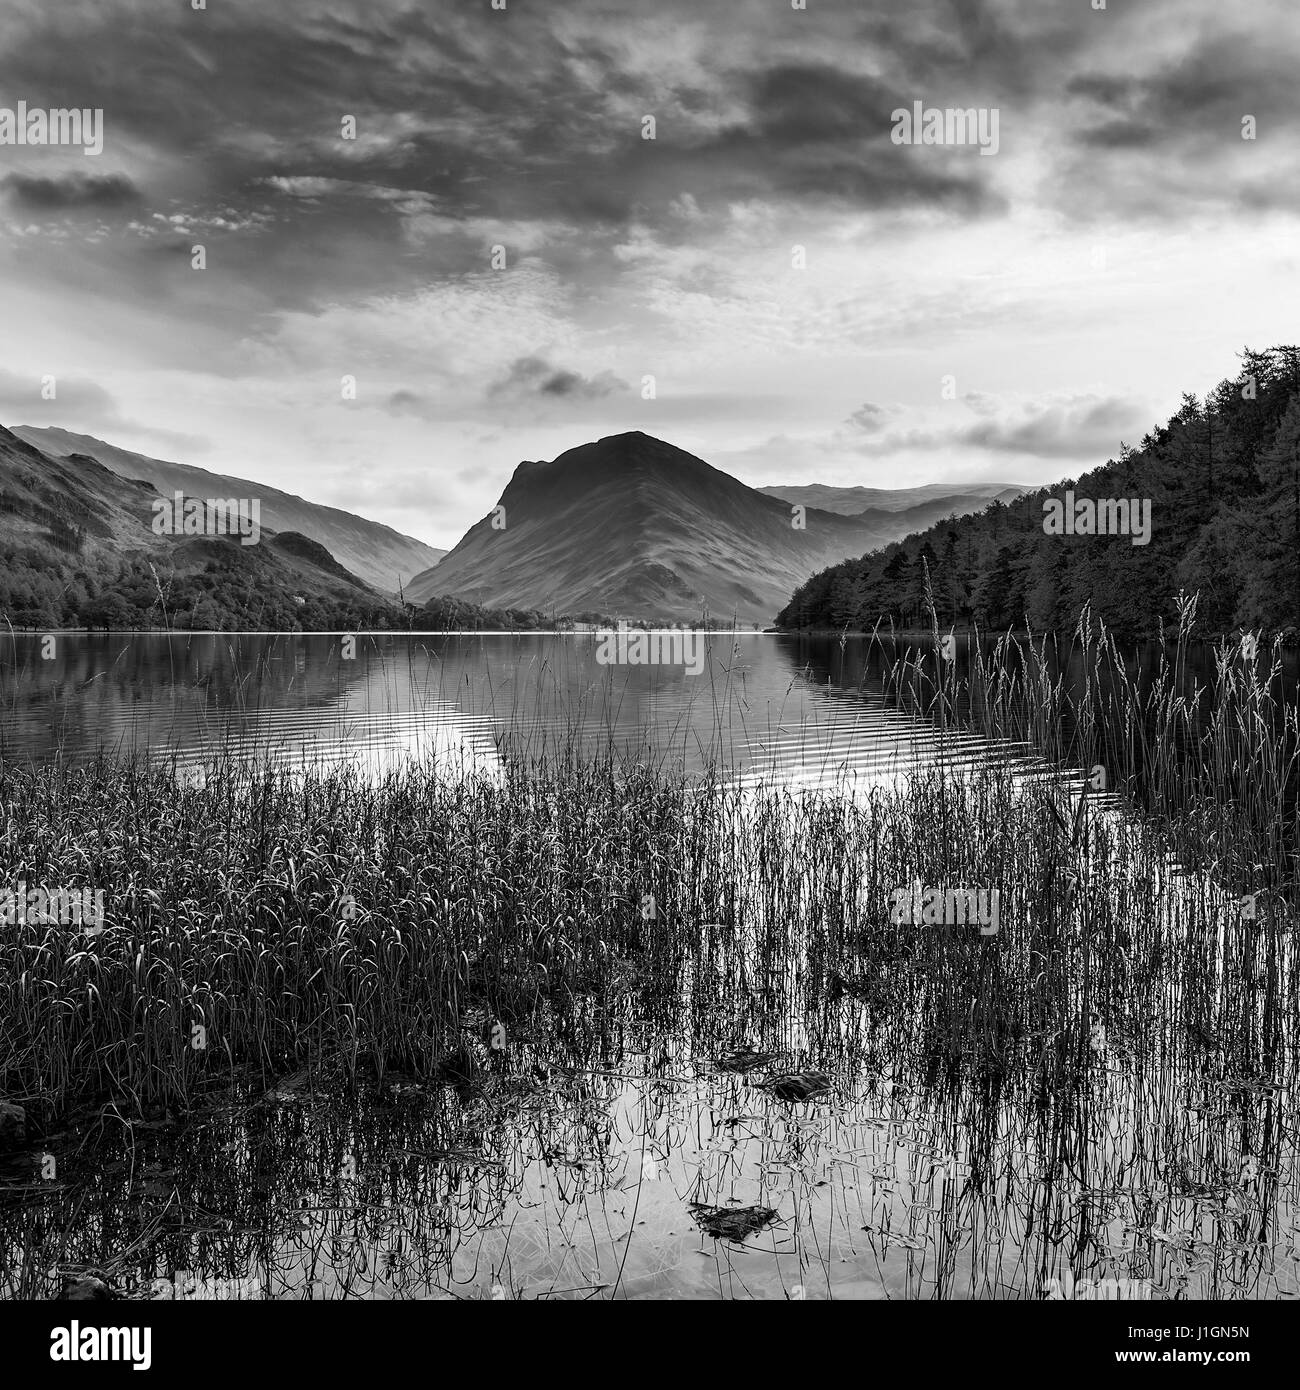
186 700 506 785
2 633 1287 815
0 631 1102 791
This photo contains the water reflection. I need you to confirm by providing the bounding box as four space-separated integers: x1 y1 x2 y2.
5 955 1294 1302
2 631 1296 1301
11 630 1269 789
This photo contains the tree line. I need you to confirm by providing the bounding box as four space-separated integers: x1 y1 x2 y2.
777 346 1300 639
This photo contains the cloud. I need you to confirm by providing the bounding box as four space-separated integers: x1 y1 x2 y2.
0 0 1293 534
1 172 140 210
838 391 1148 461
0 368 208 454
845 401 902 434
487 355 627 402
0 367 119 417
958 393 1146 458
1053 11 1300 215
385 389 430 417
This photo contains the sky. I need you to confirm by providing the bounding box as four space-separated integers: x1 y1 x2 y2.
1 0 1298 550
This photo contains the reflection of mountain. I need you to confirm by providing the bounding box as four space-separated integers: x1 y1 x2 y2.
14 425 444 594
0 633 365 754
407 432 1003 626
0 632 503 777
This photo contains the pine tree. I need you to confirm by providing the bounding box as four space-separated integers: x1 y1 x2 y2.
1240 395 1300 630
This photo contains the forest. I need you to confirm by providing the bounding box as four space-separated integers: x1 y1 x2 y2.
776 346 1300 639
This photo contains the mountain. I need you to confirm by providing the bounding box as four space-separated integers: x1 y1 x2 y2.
776 345 1300 640
12 426 444 594
0 423 400 630
405 432 1001 625
759 482 1027 517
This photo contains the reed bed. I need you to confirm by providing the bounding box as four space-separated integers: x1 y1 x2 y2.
1 732 1293 1125
3 605 1297 1300
2 746 1293 1298
863 588 1300 913
0 614 1295 1295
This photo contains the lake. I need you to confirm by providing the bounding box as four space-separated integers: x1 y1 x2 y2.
11 628 1278 783
0 631 1296 1301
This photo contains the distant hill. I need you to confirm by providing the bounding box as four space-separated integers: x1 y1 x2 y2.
776 346 1300 640
759 482 1027 517
760 482 1029 541
0 423 401 630
13 425 444 595
406 432 1008 625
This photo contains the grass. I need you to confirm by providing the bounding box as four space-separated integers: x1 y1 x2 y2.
0 717 1293 1123
850 585 1299 914
1 600 1297 1301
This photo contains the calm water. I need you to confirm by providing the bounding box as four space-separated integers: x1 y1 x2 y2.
3 631 1292 785
1 632 1296 1300
0 630 1098 786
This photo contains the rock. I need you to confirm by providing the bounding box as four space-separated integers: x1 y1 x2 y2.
63 1276 112 1301
0 1100 25 1152
755 1071 834 1102
687 1202 780 1242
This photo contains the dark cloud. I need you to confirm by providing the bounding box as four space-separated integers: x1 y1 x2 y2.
959 395 1145 458
386 389 429 416
0 0 1295 419
1 172 140 209
0 0 1291 271
0 0 1284 345
836 393 1147 463
1066 74 1138 107
488 356 626 402
1057 21 1300 213
1075 120 1160 150
846 402 892 433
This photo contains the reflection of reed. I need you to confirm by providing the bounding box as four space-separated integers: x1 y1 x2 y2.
1 738 1295 1298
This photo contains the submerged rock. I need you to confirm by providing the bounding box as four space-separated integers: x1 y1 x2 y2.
688 1202 780 1242
62 1276 112 1301
755 1071 834 1102
714 1047 784 1073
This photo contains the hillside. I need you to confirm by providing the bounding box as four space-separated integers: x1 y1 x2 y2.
776 346 1300 640
13 426 444 595
406 432 996 625
0 424 401 630
759 482 1026 517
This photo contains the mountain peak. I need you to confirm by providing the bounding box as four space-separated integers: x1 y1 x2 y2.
509 431 695 487
412 432 905 623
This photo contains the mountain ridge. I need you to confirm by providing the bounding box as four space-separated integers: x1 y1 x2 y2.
12 425 444 595
0 422 399 630
408 431 1012 624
